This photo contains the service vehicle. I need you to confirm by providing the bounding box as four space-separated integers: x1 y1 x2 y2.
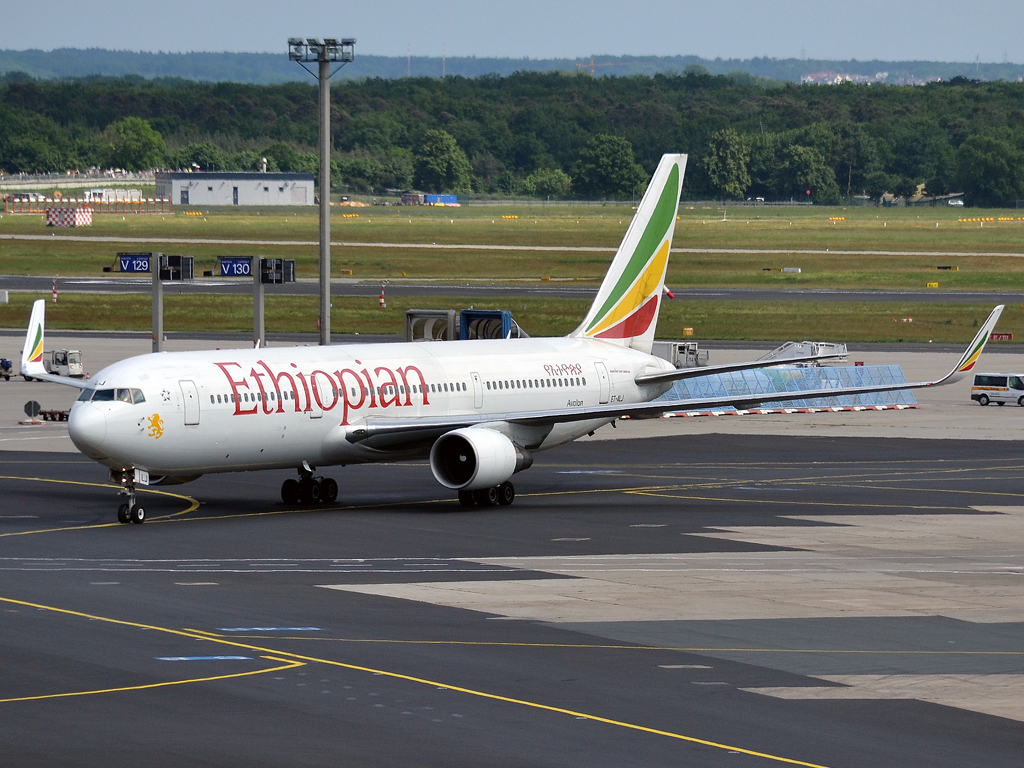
971 373 1024 406
24 349 84 381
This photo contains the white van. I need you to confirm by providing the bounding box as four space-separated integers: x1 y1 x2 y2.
971 374 1024 406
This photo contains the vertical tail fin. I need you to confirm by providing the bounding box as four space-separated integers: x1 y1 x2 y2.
572 153 686 354
21 299 47 378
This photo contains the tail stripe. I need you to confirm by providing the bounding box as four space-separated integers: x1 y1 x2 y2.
584 164 679 335
587 241 670 336
593 294 659 340
29 326 43 363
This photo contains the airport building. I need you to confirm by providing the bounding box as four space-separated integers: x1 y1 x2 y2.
155 172 315 207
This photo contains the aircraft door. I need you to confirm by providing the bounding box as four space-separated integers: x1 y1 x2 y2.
308 385 323 419
471 372 483 409
179 380 200 425
594 362 610 404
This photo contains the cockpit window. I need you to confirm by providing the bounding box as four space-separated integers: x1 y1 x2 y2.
91 389 115 401
115 389 132 403
131 389 145 404
77 389 93 402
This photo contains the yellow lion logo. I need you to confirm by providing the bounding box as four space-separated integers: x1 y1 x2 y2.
147 414 164 439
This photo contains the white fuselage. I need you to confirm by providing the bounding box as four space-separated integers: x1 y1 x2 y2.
68 337 675 478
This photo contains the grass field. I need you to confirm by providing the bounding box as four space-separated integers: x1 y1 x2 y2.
0 292 1016 345
2 203 1022 341
3 203 1024 289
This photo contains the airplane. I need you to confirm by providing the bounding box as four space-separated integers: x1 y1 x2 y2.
20 154 1004 524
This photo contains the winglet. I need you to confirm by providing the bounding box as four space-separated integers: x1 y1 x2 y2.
929 304 1004 387
21 299 47 379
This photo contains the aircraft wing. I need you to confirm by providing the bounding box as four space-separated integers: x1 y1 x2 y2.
346 305 1003 447
634 350 849 386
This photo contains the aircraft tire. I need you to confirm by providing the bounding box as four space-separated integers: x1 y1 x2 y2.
117 503 131 524
473 487 499 506
458 490 475 506
321 478 338 503
299 479 321 505
130 505 146 524
281 479 300 504
497 482 515 505
979 394 990 406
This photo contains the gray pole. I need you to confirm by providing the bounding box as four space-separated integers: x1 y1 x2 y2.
318 55 331 345
151 252 163 353
253 257 265 348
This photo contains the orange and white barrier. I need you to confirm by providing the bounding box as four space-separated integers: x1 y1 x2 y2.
5 195 171 215
650 404 919 419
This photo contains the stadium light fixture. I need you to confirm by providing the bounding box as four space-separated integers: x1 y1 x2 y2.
288 36 356 345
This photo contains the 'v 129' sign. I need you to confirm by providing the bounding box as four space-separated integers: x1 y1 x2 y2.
117 253 151 273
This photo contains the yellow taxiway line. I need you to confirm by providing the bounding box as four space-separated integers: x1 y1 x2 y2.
0 595 831 768
0 656 303 704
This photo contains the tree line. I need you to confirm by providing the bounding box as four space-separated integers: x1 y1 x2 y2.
2 69 1024 206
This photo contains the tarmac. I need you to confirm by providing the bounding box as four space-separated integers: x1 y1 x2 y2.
1 334 1023 766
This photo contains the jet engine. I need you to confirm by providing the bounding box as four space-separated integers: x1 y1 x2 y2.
430 427 533 491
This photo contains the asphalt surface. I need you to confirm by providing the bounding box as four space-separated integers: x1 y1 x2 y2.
2 434 1023 767
5 274 1024 304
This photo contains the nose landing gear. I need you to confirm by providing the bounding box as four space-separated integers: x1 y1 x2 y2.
110 468 146 524
281 465 339 505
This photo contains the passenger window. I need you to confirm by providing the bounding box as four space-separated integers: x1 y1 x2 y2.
582 377 586 386
210 395 215 404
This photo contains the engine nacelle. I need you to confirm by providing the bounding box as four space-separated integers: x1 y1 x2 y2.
430 427 533 491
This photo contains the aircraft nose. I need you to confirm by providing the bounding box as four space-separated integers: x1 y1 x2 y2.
69 404 107 458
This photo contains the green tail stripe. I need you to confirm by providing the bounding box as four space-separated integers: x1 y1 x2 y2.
31 326 42 359
586 164 678 333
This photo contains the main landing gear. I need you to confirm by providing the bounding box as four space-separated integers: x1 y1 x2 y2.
110 468 146 524
281 465 338 506
458 481 515 507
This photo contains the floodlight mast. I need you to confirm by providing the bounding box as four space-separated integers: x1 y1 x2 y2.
288 37 355 345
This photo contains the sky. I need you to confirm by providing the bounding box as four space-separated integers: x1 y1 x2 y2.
4 0 1023 63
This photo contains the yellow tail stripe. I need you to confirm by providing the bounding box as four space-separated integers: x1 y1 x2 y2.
586 240 669 337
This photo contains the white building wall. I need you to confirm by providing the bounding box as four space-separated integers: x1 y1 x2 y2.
156 174 314 206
